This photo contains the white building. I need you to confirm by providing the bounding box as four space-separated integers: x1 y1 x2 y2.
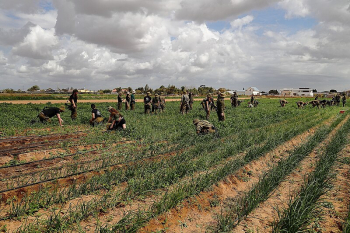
245 87 260 96
280 88 314 97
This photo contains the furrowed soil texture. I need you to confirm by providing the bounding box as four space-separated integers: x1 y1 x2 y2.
0 98 348 233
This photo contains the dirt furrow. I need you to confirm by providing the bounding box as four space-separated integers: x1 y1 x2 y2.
310 139 350 232
233 115 349 232
139 122 322 232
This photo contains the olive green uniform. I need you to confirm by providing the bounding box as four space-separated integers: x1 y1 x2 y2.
195 120 216 135
217 95 225 121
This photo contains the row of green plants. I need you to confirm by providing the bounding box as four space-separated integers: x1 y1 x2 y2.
2 101 311 220
213 112 347 232
272 115 350 232
0 98 343 232
13 104 336 232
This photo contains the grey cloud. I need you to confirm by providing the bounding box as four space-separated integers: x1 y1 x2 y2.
0 0 43 13
0 22 34 46
175 0 280 22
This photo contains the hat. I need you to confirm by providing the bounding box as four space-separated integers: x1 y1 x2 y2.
59 105 65 111
147 91 150 94
220 93 225 97
193 119 200 125
155 94 158 96
107 106 113 111
207 93 211 97
132 90 135 93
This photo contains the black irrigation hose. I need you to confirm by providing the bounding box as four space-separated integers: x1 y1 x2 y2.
0 144 181 194
0 139 73 156
0 130 87 143
0 142 107 169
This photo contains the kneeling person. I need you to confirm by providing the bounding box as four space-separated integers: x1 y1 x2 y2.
193 119 216 135
38 106 65 127
90 104 104 126
106 106 126 130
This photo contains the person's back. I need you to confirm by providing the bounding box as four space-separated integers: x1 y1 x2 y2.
42 107 60 118
193 119 215 135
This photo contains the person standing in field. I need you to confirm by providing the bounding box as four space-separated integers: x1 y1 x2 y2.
144 92 152 114
250 94 255 106
217 93 225 121
89 104 104 127
125 92 131 110
106 106 126 130
201 94 212 120
117 93 123 110
38 105 65 127
160 92 166 111
342 94 347 107
68 89 78 120
189 92 194 110
130 90 136 110
180 91 190 114
193 119 216 135
152 93 161 114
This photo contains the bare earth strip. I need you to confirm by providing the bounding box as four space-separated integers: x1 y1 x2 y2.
138 117 332 233
233 115 350 233
311 137 350 232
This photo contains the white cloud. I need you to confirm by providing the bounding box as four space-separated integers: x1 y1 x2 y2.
0 0 350 91
278 0 310 18
230 15 254 29
13 25 58 59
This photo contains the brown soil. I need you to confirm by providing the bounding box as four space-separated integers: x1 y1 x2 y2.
139 121 323 233
311 138 350 232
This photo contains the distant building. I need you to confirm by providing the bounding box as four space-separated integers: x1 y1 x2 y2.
280 88 314 97
227 90 245 95
245 87 260 96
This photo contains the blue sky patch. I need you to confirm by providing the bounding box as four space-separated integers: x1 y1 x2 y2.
206 6 317 36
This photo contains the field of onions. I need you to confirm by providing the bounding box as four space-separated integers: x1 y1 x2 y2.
0 98 349 233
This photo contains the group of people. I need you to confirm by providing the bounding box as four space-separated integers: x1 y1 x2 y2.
117 91 136 110
35 90 348 136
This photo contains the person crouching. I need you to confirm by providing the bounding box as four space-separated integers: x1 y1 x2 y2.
90 104 104 127
106 106 126 130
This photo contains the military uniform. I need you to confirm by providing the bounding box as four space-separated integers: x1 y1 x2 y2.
130 92 136 110
217 93 225 121
193 119 216 135
117 94 123 110
160 93 166 111
280 99 288 107
68 90 78 120
144 92 152 114
231 92 238 107
152 94 162 114
342 95 347 107
202 94 212 120
180 92 190 114
125 93 131 110
189 92 194 110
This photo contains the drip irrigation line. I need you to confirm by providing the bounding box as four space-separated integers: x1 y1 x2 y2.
0 130 87 143
0 146 186 195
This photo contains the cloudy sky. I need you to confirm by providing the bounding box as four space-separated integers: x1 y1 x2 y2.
0 0 349 92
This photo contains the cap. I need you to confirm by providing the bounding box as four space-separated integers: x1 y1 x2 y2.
107 106 113 111
193 119 200 125
59 105 65 111
220 93 225 97
147 91 150 94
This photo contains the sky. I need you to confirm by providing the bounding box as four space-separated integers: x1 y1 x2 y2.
0 0 349 92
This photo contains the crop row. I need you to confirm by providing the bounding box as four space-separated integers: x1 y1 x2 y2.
11 104 338 232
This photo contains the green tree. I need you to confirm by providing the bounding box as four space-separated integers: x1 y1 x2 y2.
27 85 40 92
